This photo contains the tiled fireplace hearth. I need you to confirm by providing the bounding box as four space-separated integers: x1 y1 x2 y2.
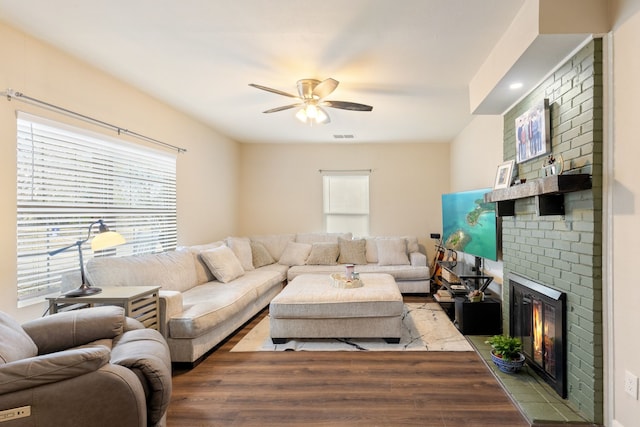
510 273 566 398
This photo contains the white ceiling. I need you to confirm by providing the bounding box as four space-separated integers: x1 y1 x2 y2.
0 0 558 144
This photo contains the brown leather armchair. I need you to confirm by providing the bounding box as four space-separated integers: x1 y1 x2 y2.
0 305 172 427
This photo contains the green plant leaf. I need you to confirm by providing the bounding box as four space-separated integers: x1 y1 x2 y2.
484 335 522 361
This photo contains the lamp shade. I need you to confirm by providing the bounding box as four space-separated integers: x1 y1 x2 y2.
48 219 126 298
91 230 126 251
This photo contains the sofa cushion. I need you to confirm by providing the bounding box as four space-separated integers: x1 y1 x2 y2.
255 262 289 279
86 250 199 293
377 238 410 265
169 270 283 339
226 236 254 271
278 241 312 266
250 234 296 261
200 246 245 283
337 237 367 265
250 241 275 268
0 311 38 364
306 242 339 265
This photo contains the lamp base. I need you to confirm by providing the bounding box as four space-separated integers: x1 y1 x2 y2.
63 283 102 298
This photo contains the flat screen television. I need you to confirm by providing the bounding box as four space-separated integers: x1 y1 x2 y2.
441 188 498 263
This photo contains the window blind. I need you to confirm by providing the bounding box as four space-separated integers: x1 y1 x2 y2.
16 112 177 305
322 174 370 236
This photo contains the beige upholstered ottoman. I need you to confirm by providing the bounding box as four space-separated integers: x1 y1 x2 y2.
269 273 403 344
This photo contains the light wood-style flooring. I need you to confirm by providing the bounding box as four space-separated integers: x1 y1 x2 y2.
167 296 528 426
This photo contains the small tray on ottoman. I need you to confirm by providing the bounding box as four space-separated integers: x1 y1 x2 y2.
330 273 363 289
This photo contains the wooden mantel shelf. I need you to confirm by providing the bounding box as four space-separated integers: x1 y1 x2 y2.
485 173 592 216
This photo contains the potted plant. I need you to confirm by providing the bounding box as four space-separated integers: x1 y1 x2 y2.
485 335 525 373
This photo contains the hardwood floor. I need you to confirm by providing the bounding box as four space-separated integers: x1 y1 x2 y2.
167 296 528 427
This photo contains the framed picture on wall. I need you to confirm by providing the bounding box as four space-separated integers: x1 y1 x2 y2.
515 98 550 163
494 160 515 190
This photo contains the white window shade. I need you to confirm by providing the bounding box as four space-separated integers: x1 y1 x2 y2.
16 113 177 305
323 174 369 236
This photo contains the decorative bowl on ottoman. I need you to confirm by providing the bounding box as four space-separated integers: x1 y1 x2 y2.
330 273 363 288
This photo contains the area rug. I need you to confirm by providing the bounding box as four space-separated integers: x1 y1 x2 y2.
231 302 473 352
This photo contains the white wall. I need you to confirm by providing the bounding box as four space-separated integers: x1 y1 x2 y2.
610 0 640 425
238 142 449 259
450 115 504 192
0 22 239 321
449 115 505 281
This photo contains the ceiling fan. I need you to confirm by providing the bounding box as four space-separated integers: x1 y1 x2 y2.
249 78 373 125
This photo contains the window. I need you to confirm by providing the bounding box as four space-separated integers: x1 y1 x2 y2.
322 174 369 236
16 113 177 306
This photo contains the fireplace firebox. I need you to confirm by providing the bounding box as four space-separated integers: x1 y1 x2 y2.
509 273 567 398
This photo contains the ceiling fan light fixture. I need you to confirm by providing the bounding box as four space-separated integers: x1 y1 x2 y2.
296 104 329 125
250 77 368 125
295 107 309 123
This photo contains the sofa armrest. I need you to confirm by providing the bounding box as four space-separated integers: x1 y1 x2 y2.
0 362 147 427
0 347 110 395
124 316 145 332
410 252 427 267
23 306 125 355
158 290 183 337
111 329 172 426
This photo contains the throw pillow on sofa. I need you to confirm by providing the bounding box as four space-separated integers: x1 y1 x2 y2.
366 236 420 263
226 236 254 271
376 238 410 265
250 241 275 268
278 241 312 266
337 237 367 265
365 237 379 263
250 234 296 262
200 246 245 283
306 242 339 265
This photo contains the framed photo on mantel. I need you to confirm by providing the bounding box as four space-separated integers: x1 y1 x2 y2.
515 98 551 164
494 160 515 190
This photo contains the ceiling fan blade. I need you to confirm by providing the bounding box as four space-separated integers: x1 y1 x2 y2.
324 100 373 112
317 106 331 124
249 83 299 99
312 78 339 99
263 104 302 113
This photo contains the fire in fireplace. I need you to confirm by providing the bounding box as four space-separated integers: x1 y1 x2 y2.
509 273 567 398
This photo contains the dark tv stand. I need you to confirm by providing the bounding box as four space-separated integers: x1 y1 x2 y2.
436 260 501 335
454 297 502 335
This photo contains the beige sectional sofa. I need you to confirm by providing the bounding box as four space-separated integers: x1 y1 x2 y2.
283 233 430 294
86 232 429 363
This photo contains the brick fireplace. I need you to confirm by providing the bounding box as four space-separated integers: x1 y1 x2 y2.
499 39 603 423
